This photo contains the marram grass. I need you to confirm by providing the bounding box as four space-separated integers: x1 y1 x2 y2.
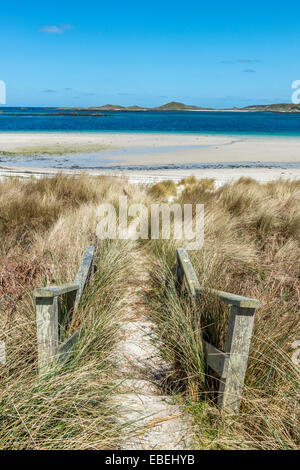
0 175 299 449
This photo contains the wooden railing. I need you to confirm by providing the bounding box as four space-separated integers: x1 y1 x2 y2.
34 246 95 375
176 248 259 413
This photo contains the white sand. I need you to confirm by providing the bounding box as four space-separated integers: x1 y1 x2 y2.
0 165 299 188
0 132 300 166
0 132 300 186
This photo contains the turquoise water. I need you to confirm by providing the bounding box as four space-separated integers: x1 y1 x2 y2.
1 108 300 170
1 108 300 136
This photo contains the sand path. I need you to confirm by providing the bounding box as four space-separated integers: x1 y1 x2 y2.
113 245 192 450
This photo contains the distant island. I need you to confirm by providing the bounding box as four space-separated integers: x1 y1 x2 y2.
58 102 211 112
1 112 107 117
1 102 300 115
240 103 300 113
57 101 300 113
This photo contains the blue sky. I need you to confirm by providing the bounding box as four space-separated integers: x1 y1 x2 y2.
1 1 300 107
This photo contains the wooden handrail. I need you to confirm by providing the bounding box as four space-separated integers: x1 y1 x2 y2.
74 245 95 309
176 248 259 413
176 248 259 308
34 283 79 298
35 246 95 374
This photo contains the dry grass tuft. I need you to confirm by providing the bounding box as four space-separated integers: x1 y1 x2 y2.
178 178 215 205
178 175 198 186
0 174 299 449
0 174 132 251
148 180 177 199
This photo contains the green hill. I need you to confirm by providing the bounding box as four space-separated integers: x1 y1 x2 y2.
96 104 126 111
241 103 300 113
153 101 208 111
57 102 300 113
125 105 149 111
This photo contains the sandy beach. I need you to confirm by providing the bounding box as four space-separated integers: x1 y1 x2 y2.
1 132 300 186
0 132 300 167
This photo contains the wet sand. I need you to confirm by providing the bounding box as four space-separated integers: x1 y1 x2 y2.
0 132 300 186
0 132 300 167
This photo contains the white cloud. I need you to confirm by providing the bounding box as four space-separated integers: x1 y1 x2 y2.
39 24 73 34
220 59 260 64
237 59 260 63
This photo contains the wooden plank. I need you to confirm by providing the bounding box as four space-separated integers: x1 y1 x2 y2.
58 289 77 342
176 248 200 297
0 341 5 365
74 246 95 309
36 296 59 373
202 288 259 309
203 339 229 378
57 331 79 363
34 283 79 298
176 248 259 308
217 305 256 413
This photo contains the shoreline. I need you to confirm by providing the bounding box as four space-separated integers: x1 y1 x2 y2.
1 164 300 188
2 129 300 137
0 132 300 168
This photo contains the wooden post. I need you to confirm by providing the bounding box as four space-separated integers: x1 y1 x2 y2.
74 246 95 310
217 305 256 413
34 246 94 375
176 247 259 413
176 248 200 297
35 295 59 374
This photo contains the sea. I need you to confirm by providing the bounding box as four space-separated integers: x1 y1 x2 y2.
0 108 300 170
1 108 300 135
